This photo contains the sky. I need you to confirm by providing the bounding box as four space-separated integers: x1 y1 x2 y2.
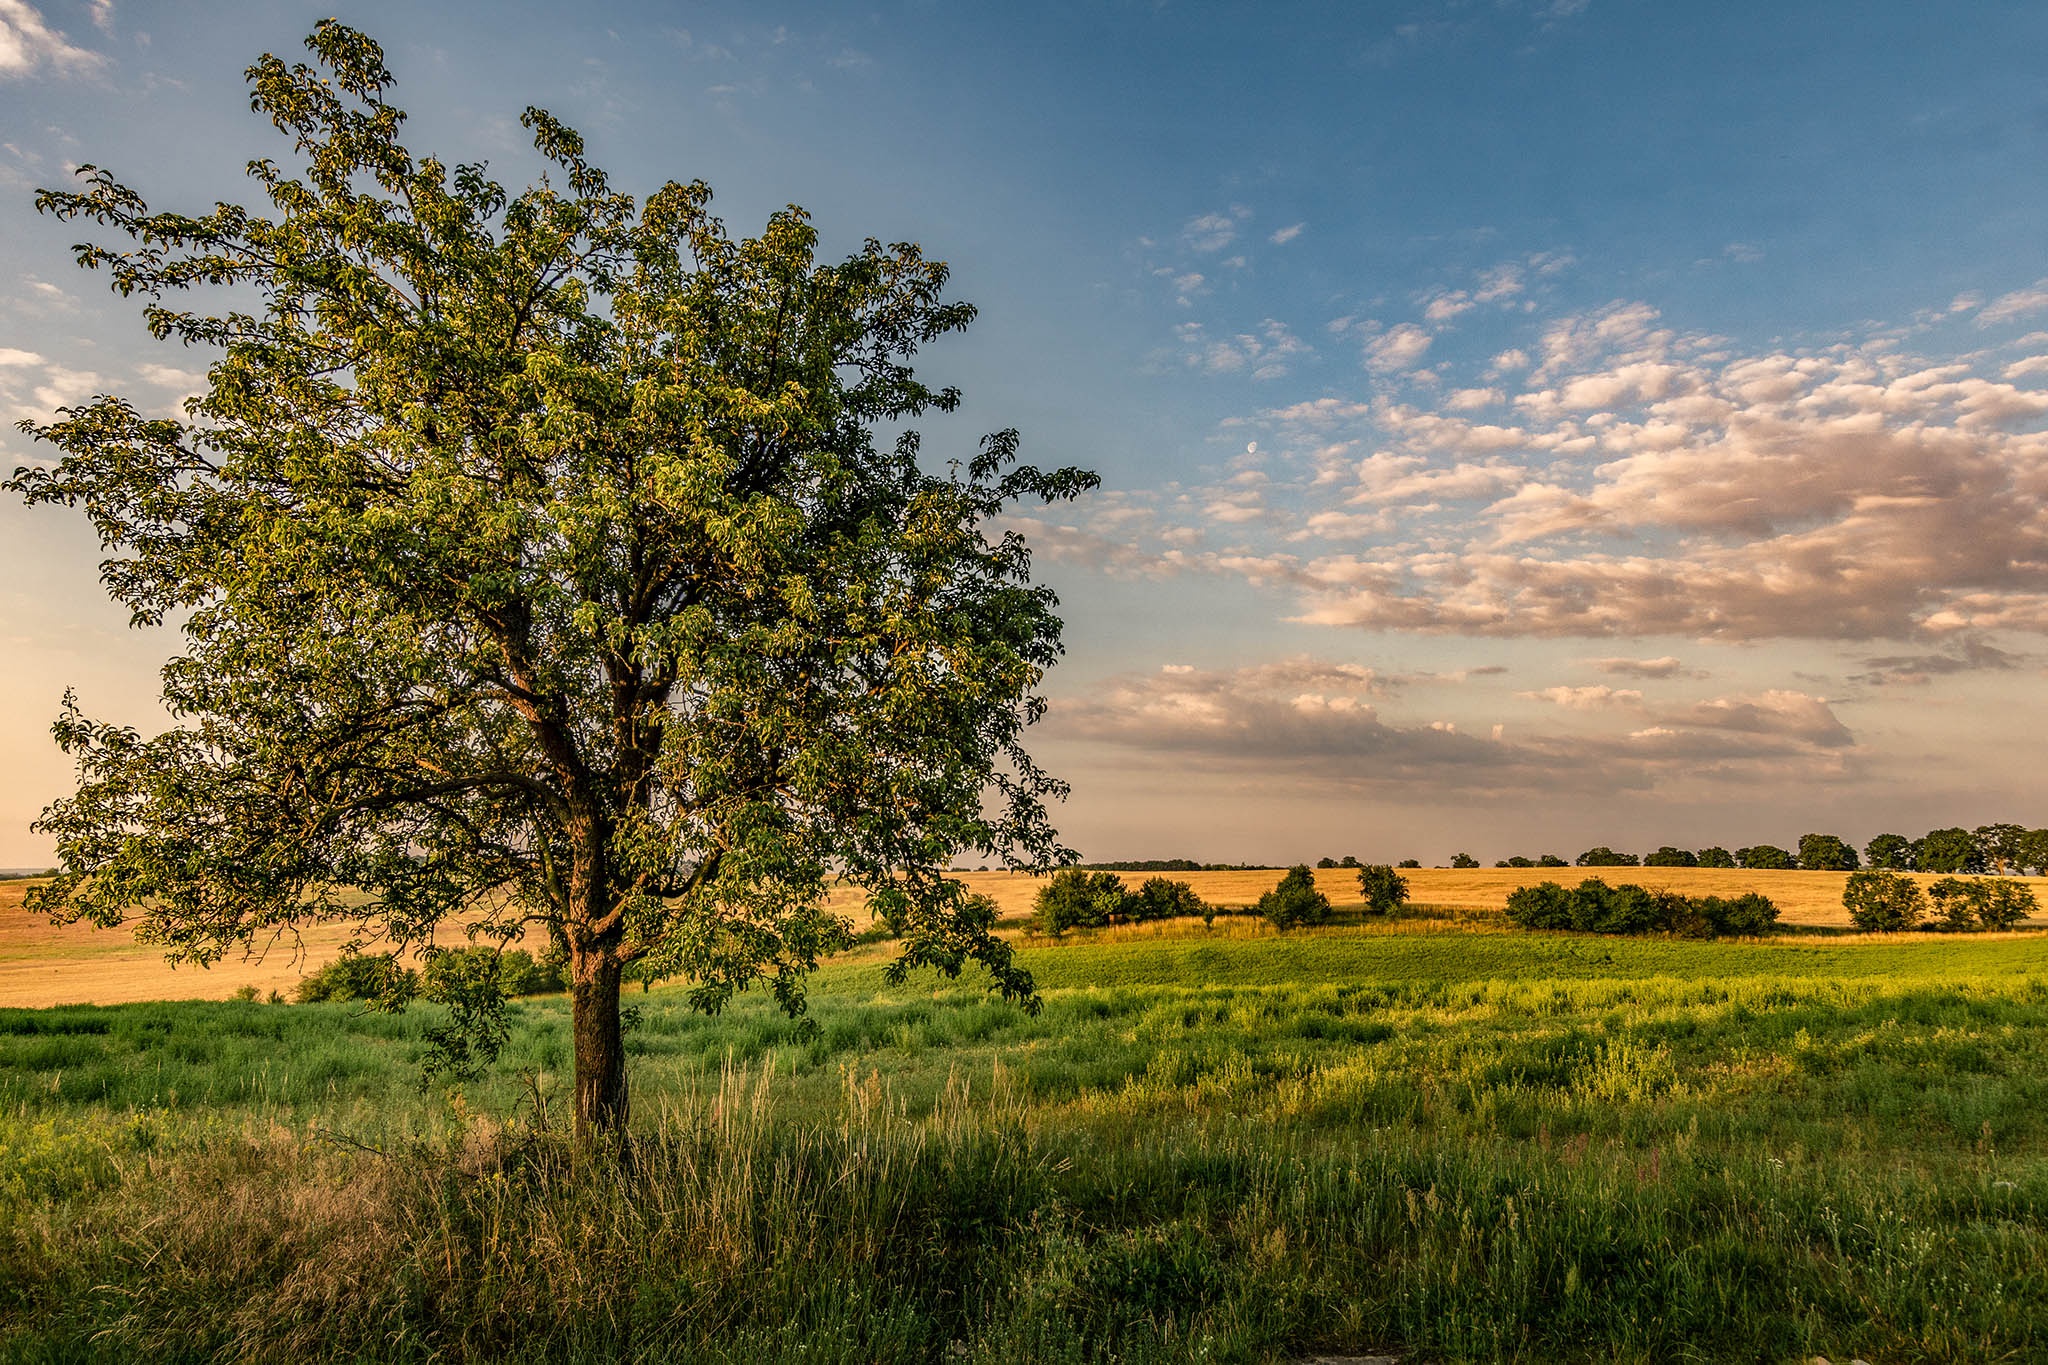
4 0 2048 867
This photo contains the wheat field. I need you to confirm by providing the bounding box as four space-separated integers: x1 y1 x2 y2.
4 864 2042 1007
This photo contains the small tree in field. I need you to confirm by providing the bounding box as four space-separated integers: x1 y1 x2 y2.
7 25 1093 1138
1696 846 1736 868
1450 852 1480 869
1258 865 1333 930
1864 833 1915 871
1980 878 2039 931
1843 870 1925 932
1356 864 1410 915
1031 870 1126 935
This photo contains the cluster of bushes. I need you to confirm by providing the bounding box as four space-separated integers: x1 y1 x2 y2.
1032 869 1210 934
1841 871 2039 933
293 945 566 1004
1503 878 1780 938
1256 863 1409 930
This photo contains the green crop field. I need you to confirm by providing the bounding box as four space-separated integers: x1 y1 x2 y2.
4 918 2047 1362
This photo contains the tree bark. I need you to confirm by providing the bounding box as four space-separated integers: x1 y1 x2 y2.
571 950 628 1139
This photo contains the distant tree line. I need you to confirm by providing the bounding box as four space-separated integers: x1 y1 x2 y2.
1322 824 2048 876
1076 859 1280 872
1503 879 1780 938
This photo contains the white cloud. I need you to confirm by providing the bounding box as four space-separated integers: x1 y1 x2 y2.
0 0 102 76
1269 222 1305 245
1519 684 1642 710
1182 209 1246 254
1981 280 2048 326
1364 323 1433 373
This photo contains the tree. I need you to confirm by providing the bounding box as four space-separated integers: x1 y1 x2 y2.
1398 859 1422 869
1643 846 1698 868
1450 852 1480 869
1537 853 1570 868
1916 828 1984 874
6 25 1093 1138
2017 829 2048 877
1356 864 1410 915
1031 870 1127 935
1927 877 1989 931
1315 856 1339 869
1696 846 1736 868
1796 833 1858 872
1736 845 1795 870
1842 870 1925 932
1129 876 1207 922
1257 865 1333 930
1974 823 2028 875
1864 833 1915 871
1576 846 1640 867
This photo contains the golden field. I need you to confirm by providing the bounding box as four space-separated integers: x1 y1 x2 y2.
4 864 2043 1008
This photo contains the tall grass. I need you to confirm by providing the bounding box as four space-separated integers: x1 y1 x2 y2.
2 926 2046 1361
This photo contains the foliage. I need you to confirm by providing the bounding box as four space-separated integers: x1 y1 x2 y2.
1537 853 1570 867
1503 879 1779 938
1355 864 1410 915
1449 852 1480 869
1396 859 1421 869
1575 846 1640 867
1696 846 1736 868
1864 833 1915 870
293 950 419 1006
1843 870 1925 932
1929 877 2039 932
1255 865 1333 930
1129 877 1208 923
1736 844 1796 870
6 24 1093 1133
1917 827 1984 874
1796 833 1859 871
1031 869 1129 935
1643 846 1697 867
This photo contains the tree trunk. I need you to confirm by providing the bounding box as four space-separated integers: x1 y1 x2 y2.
571 951 628 1139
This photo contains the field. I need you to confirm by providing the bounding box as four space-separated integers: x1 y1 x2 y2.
3 896 2047 1363
5 865 2031 1008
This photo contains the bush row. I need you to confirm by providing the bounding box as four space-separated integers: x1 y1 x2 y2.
1503 878 1779 938
1032 870 1210 934
294 946 566 1004
1841 871 2038 932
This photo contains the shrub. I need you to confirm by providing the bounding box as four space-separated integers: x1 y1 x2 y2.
1258 865 1333 930
1928 876 2039 931
1537 853 1570 867
1129 877 1207 923
1032 869 1129 935
1981 878 2039 930
1449 852 1480 869
1397 859 1421 869
1356 864 1410 915
293 950 418 1005
1842 870 1924 932
419 946 567 998
1503 880 1779 938
1699 892 1780 936
1502 881 1575 930
1569 878 1663 934
1928 877 1987 931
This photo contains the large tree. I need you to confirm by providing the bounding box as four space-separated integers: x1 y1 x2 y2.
6 24 1092 1136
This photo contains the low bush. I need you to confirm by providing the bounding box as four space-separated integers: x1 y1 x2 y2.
1842 870 1924 932
292 950 417 1005
1928 876 2038 932
423 946 567 999
1257 865 1332 930
1356 864 1410 915
1034 870 1208 934
1503 879 1779 938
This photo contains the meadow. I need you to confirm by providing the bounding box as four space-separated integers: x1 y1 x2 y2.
3 894 2046 1363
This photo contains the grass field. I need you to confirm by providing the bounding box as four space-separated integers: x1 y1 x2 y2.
6 865 2034 1008
2 912 2046 1362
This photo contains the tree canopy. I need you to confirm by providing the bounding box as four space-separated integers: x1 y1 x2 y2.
7 23 1094 1135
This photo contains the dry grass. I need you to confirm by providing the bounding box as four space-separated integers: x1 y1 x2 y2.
7 864 2044 1008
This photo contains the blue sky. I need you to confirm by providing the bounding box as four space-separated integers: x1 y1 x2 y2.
5 0 2048 865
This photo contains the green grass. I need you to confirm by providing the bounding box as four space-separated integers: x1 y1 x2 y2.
3 924 2047 1362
